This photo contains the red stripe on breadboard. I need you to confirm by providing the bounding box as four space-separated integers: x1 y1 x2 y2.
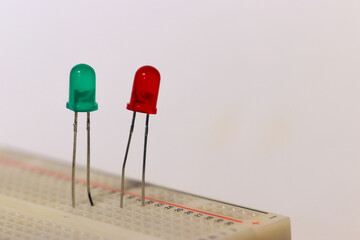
0 157 257 224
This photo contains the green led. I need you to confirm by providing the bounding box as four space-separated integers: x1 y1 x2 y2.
66 64 98 112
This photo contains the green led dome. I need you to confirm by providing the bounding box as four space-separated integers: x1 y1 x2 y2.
66 64 98 112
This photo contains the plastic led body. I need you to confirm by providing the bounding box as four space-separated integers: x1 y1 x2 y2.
127 66 161 114
66 64 98 112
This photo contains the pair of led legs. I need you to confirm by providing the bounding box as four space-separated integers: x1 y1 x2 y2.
71 112 94 208
71 111 150 208
121 112 149 208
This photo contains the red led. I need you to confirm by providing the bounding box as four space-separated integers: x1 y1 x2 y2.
127 65 161 114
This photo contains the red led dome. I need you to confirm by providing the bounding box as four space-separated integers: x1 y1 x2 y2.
127 66 161 114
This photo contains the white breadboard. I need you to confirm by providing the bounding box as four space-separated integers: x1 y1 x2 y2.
0 149 291 240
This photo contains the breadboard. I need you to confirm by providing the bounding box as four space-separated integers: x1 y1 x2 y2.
0 149 291 240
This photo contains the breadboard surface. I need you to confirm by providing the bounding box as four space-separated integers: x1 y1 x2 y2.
0 149 291 240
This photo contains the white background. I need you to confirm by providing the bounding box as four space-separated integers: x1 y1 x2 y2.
0 0 359 239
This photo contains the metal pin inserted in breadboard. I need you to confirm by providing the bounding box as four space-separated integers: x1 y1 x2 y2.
0 148 291 240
